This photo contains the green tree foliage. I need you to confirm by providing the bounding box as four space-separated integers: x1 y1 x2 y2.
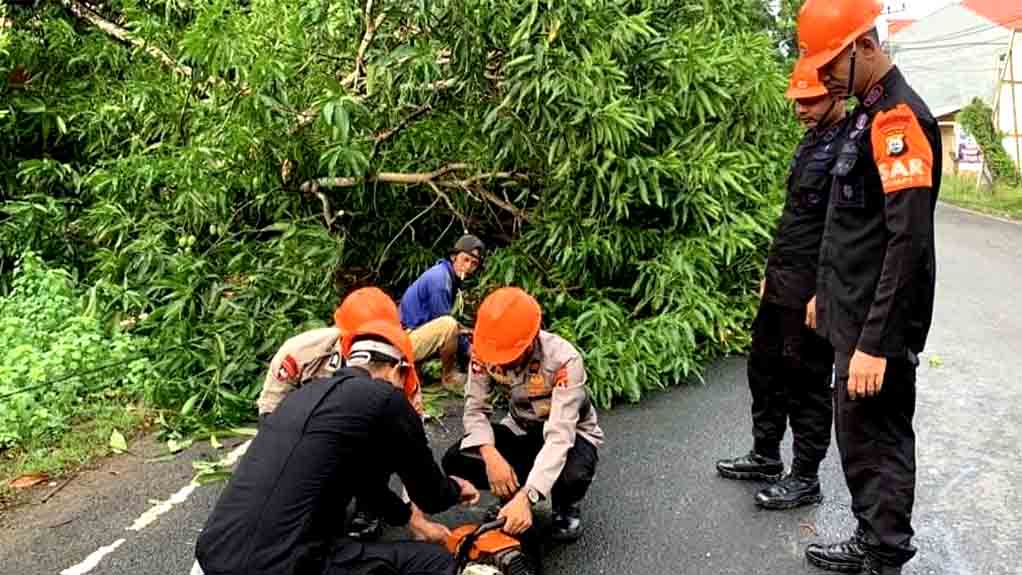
1 0 797 427
959 97 1019 185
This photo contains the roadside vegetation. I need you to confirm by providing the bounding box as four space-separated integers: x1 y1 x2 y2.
940 175 1022 221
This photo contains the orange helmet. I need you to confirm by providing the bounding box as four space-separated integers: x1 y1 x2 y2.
472 287 542 365
333 287 400 334
797 0 883 70
341 319 420 402
785 59 828 100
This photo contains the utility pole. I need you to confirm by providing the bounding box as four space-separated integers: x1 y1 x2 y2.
1009 30 1020 177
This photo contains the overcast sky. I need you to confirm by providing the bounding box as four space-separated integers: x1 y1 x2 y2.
890 0 958 19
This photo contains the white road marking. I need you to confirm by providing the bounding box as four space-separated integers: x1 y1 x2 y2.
128 439 251 532
58 438 253 575
127 482 198 532
60 538 126 575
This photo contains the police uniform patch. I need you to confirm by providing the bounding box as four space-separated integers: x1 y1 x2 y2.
277 354 300 382
872 104 934 194
886 133 906 156
555 366 570 388
863 85 884 108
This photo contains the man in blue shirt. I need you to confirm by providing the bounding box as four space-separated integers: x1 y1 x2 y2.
400 234 485 389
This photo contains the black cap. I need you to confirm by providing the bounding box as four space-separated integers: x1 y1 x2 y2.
451 234 485 259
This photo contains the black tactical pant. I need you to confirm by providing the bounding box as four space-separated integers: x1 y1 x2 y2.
323 540 455 575
834 349 918 567
748 300 834 476
442 423 598 509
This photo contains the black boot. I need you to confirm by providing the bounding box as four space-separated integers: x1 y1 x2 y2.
347 502 382 541
754 472 823 510
551 503 583 542
715 451 783 481
805 528 867 573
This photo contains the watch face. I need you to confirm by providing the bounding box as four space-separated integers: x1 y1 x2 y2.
527 489 540 504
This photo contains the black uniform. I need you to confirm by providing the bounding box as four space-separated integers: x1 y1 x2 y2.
195 368 462 575
816 67 940 568
748 119 841 476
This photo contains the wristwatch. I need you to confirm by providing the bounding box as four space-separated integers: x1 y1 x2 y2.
525 487 541 506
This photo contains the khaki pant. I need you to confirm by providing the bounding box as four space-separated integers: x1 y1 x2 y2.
408 316 461 364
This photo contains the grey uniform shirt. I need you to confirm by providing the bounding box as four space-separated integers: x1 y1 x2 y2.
460 331 604 498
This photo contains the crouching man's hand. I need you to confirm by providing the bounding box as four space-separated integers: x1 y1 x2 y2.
498 490 533 535
408 504 450 544
451 476 480 505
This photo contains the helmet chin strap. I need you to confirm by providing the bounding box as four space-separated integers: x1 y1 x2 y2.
847 41 858 102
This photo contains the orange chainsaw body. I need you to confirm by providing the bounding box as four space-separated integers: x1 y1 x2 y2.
446 524 522 561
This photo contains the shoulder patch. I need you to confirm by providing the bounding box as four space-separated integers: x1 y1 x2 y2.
871 104 933 194
555 366 570 387
276 354 300 382
327 352 341 370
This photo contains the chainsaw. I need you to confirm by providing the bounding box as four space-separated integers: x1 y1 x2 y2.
446 517 537 575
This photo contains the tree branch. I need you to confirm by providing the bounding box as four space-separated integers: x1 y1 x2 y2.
370 105 433 160
427 181 467 230
60 0 193 78
340 0 387 90
375 196 441 273
298 164 530 222
301 180 342 228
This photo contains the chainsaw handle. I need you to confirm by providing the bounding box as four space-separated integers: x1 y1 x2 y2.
474 517 507 535
455 517 508 568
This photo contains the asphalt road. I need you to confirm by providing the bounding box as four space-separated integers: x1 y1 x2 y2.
1 203 1019 575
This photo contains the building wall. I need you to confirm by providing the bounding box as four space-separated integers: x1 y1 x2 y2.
995 32 1021 173
940 123 957 174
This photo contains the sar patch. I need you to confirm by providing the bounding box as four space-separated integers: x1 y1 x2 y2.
872 104 934 194
276 355 300 382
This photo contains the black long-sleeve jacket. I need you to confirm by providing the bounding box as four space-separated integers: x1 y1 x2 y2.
816 66 941 357
195 368 460 575
764 117 845 309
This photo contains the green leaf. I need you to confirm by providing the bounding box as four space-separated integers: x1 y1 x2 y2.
210 434 222 449
167 438 194 454
110 430 128 454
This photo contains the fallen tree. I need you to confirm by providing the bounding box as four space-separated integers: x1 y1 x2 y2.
1 0 798 428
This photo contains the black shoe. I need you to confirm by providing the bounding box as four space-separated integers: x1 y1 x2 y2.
347 508 382 541
716 451 783 481
755 472 823 510
806 529 867 573
861 555 901 575
551 503 583 542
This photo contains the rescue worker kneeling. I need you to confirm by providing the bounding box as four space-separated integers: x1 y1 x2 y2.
442 287 604 542
195 320 480 575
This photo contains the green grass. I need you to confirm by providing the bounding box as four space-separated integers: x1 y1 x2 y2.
0 401 147 506
940 174 1022 220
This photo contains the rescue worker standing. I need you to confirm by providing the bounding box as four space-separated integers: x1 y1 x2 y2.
195 319 480 575
716 60 843 510
442 287 604 542
400 234 485 388
797 1 940 573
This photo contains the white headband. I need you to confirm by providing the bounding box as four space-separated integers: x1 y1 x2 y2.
348 339 408 367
